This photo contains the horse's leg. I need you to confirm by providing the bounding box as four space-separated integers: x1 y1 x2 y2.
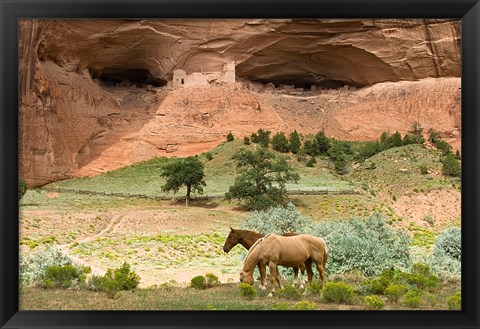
259 263 267 290
292 267 298 287
305 258 314 284
267 262 277 297
298 263 306 289
276 268 283 290
314 259 326 289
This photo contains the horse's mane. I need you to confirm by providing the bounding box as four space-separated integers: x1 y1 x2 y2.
245 233 272 259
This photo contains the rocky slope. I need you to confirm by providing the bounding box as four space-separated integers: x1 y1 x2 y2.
19 19 461 186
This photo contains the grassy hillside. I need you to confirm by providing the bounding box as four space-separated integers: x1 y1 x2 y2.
349 144 460 200
46 139 355 197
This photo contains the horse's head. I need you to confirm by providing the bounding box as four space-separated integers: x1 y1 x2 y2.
239 270 254 285
223 227 241 253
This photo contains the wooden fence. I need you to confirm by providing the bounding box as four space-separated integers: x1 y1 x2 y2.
43 186 359 201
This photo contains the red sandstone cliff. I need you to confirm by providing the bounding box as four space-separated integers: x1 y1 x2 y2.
19 19 461 186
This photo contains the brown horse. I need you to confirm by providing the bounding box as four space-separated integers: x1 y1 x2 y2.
239 234 328 296
223 228 313 288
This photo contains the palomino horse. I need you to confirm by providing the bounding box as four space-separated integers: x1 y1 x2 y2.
223 228 313 288
239 234 328 296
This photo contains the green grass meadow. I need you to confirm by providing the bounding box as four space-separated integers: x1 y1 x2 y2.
20 138 461 310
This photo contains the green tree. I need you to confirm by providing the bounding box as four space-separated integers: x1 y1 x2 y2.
226 132 234 142
387 131 403 148
226 148 299 210
403 121 425 145
19 179 28 201
357 141 382 161
250 128 271 147
313 131 331 155
428 128 440 143
328 142 348 174
441 153 461 177
379 131 390 150
434 140 453 156
160 157 207 206
302 131 331 157
271 132 289 153
288 130 301 154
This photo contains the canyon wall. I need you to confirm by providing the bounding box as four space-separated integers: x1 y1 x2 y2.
19 19 461 186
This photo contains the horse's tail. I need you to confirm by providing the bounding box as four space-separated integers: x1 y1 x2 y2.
320 237 328 267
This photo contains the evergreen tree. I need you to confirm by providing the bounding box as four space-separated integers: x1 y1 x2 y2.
288 130 301 154
271 132 289 153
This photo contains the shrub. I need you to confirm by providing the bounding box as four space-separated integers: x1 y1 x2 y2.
357 141 382 161
296 149 307 163
190 275 207 289
276 286 301 300
386 131 403 148
205 273 220 288
205 152 214 161
384 284 408 302
19 179 28 201
441 153 461 177
428 227 461 278
306 281 323 295
411 263 431 277
42 264 87 289
447 292 461 310
243 136 251 145
306 157 316 167
322 281 354 303
401 263 439 291
20 247 74 288
88 263 140 298
403 121 425 145
239 283 256 300
364 295 384 310
111 262 140 290
419 164 429 175
242 202 311 235
425 292 438 306
434 139 453 155
402 289 422 308
311 216 411 276
271 132 289 153
424 275 440 291
361 277 389 295
428 128 440 143
226 132 235 142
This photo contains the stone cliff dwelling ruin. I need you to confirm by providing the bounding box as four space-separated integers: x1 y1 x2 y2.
18 19 462 186
172 61 236 88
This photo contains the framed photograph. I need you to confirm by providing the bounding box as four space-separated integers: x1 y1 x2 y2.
1 0 479 328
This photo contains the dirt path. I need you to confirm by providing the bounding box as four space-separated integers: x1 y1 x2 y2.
57 214 125 276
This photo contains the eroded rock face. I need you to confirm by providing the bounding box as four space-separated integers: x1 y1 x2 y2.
19 19 461 186
34 19 460 87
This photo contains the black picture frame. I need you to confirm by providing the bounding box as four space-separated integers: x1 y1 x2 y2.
1 0 479 328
